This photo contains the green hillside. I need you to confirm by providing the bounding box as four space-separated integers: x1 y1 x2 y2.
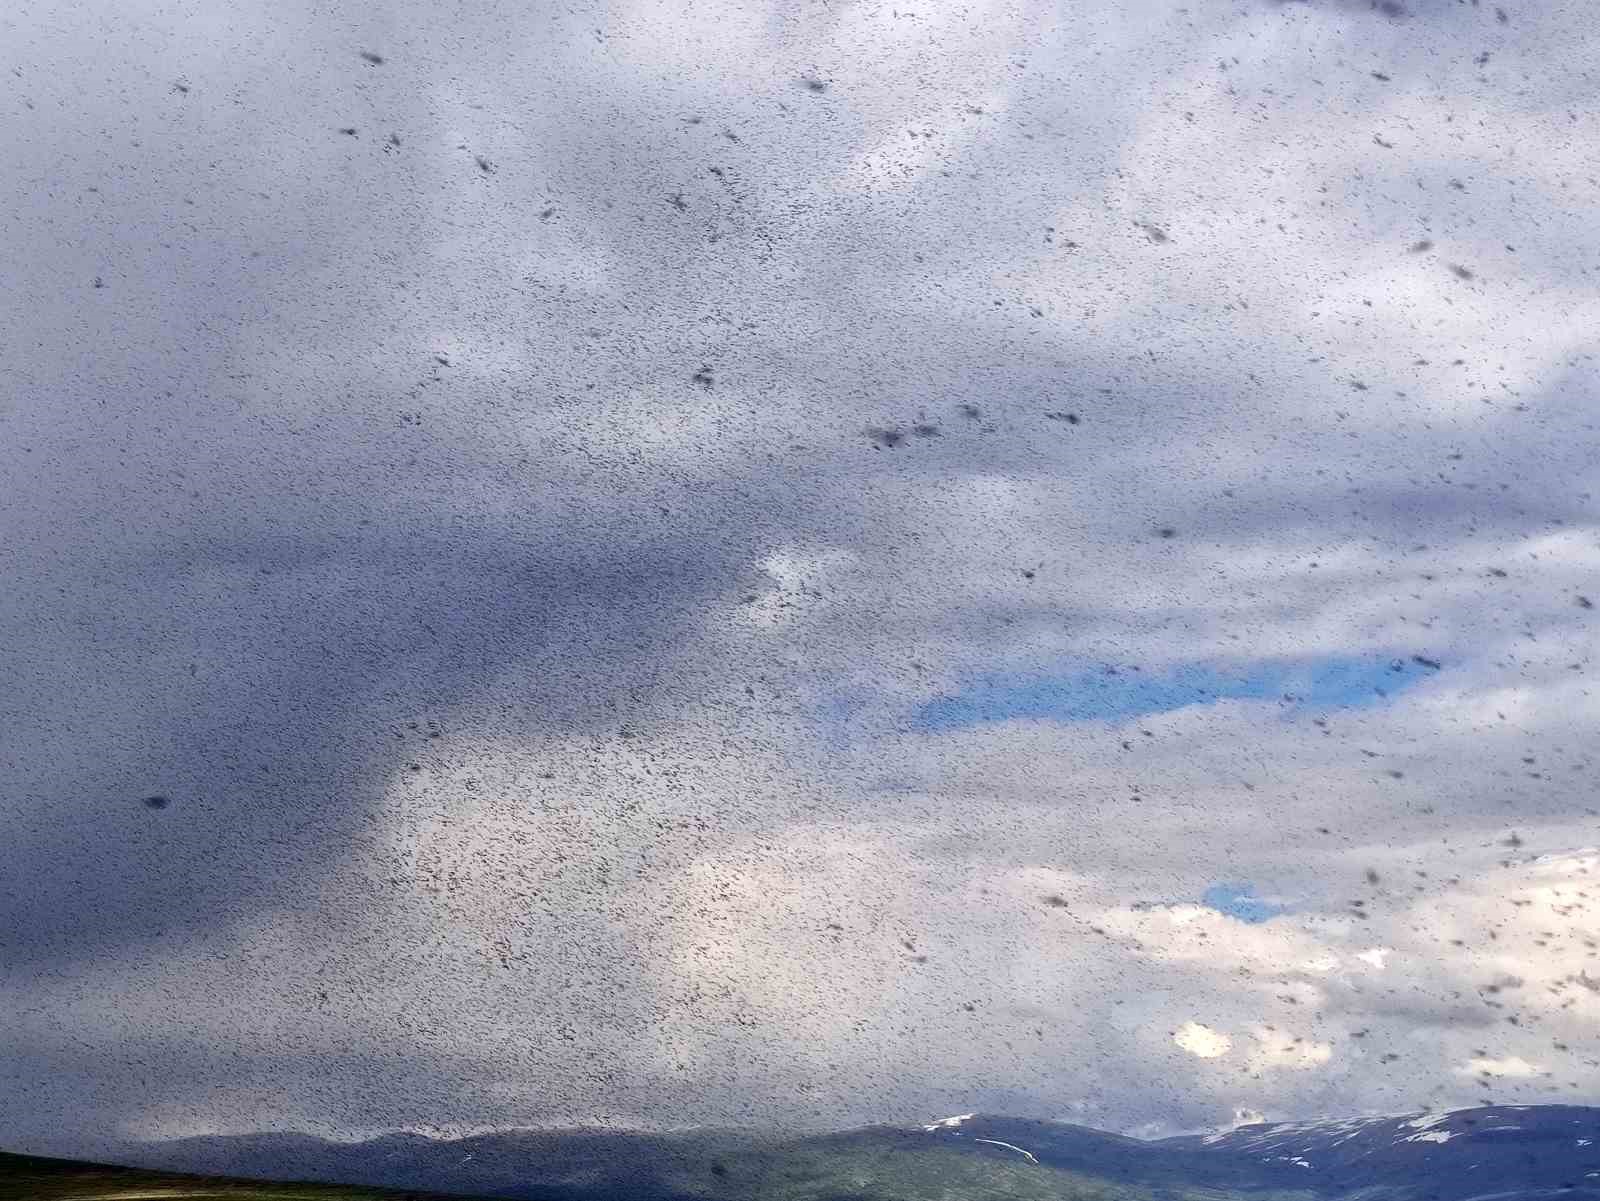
0 1141 1315 1201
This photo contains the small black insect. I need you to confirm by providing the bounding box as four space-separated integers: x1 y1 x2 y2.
1156 526 1177 538
475 155 494 173
359 50 385 65
802 77 827 93
1578 596 1594 609
1371 71 1391 81
338 127 358 136
172 82 190 94
1449 264 1475 280
691 365 713 388
1412 655 1442 670
143 795 171 810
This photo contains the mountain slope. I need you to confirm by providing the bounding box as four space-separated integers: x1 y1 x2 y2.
1160 1106 1600 1200
0 1145 493 1201
24 1105 1599 1201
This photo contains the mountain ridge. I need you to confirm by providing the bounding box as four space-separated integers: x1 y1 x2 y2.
21 1104 1598 1201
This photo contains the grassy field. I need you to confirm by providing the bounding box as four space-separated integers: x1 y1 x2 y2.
692 1141 1158 1201
664 1140 1316 1201
0 1141 1326 1201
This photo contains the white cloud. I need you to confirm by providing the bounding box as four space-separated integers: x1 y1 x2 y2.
1174 1023 1233 1060
1244 1027 1334 1074
1460 1057 1547 1081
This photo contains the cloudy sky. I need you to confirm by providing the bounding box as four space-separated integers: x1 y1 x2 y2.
3 0 1599 1162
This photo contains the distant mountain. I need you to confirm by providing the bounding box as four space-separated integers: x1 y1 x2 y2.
57 1104 1600 1201
1159 1105 1600 1199
107 1126 781 1201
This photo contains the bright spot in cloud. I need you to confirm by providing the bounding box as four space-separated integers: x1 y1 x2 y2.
1461 1056 1545 1079
736 547 854 628
1246 1027 1334 1072
1174 1022 1232 1059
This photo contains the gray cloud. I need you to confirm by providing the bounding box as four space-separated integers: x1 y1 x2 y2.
3 0 1598 1162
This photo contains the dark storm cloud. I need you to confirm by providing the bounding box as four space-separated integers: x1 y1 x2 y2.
1 529 751 974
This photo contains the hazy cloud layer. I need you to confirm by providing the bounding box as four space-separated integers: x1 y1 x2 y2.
2 0 1597 1159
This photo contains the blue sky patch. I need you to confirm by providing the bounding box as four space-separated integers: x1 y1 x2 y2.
907 654 1436 734
1201 882 1292 924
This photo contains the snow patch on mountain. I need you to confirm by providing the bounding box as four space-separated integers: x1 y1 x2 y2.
921 1113 977 1132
